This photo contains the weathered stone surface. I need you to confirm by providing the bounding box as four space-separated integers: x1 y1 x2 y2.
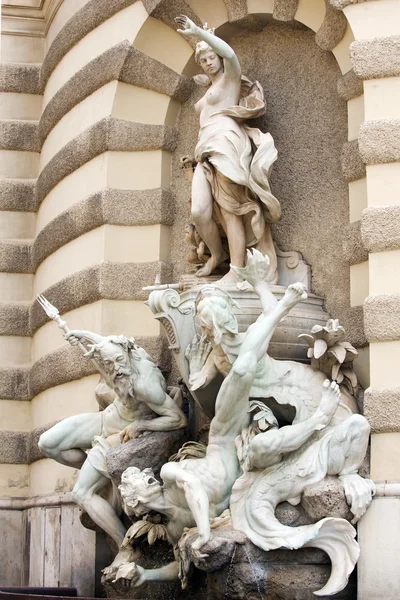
0 179 36 212
0 431 28 464
315 1 347 52
362 205 400 253
106 429 188 485
0 240 33 274
364 387 400 433
337 69 363 101
342 220 368 265
273 0 298 21
302 476 353 522
0 63 41 94
0 366 30 400
351 35 400 80
359 119 400 165
364 294 400 343
341 139 366 182
0 120 40 152
0 302 30 336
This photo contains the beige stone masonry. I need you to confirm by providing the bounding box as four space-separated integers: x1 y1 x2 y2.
0 120 40 153
315 1 348 51
331 23 354 74
273 0 299 22
40 0 138 87
0 464 29 497
369 250 400 295
364 389 400 434
0 34 44 65
370 434 400 480
0 211 35 240
366 162 400 208
337 69 363 101
328 0 372 8
362 205 400 252
29 459 78 496
359 119 400 164
342 220 368 264
350 35 400 80
0 400 30 432
39 43 193 146
0 150 39 179
370 340 400 388
341 139 366 181
0 63 42 95
347 94 364 141
349 178 367 222
30 261 173 334
0 92 42 121
345 0 400 40
0 366 30 400
0 179 36 212
0 274 33 302
364 78 400 121
34 188 174 268
364 295 400 343
35 118 177 206
350 261 369 307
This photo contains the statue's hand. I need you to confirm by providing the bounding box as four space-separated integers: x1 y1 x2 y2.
175 15 198 36
113 562 146 587
185 334 212 374
231 249 271 287
190 533 210 559
120 422 141 443
64 329 84 346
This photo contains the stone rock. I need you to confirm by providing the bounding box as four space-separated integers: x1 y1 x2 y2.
106 428 188 485
302 475 353 522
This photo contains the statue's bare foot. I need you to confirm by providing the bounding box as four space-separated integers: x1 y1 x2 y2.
196 250 228 278
281 282 308 310
339 473 375 524
314 380 341 429
215 268 243 286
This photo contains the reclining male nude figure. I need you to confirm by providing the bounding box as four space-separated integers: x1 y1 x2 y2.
38 331 187 566
108 257 309 586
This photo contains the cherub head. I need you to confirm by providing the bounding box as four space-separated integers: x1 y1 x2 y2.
119 467 164 517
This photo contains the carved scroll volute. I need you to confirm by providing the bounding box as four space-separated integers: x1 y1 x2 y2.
148 289 196 385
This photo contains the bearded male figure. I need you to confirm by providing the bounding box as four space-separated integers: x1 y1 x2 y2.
105 261 308 586
38 331 187 561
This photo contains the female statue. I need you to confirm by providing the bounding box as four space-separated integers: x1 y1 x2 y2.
176 15 281 284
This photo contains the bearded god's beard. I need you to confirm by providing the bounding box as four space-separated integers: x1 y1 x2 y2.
113 372 135 399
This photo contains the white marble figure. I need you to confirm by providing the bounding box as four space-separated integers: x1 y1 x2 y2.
185 251 374 523
107 266 308 586
37 310 187 566
176 15 280 284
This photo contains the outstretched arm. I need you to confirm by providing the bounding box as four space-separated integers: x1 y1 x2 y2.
175 15 240 79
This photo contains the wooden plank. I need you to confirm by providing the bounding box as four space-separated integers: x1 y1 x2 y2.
59 505 74 588
0 510 24 586
28 507 45 587
43 506 61 587
70 506 96 597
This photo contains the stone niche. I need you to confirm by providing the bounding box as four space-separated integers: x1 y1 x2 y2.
170 21 351 338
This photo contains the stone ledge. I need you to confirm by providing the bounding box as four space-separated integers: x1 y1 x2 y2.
364 387 400 433
30 260 173 333
0 430 28 464
0 179 36 212
0 302 30 336
40 0 136 86
273 0 298 21
0 240 33 274
39 42 193 145
351 35 400 80
0 63 42 95
342 220 368 265
315 2 347 51
36 117 177 206
362 205 400 253
359 119 400 165
33 188 174 270
337 69 363 102
0 366 30 400
341 139 366 182
0 120 40 153
364 294 400 343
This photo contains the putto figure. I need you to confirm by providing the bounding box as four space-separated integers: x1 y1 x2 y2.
176 15 280 283
37 313 187 566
